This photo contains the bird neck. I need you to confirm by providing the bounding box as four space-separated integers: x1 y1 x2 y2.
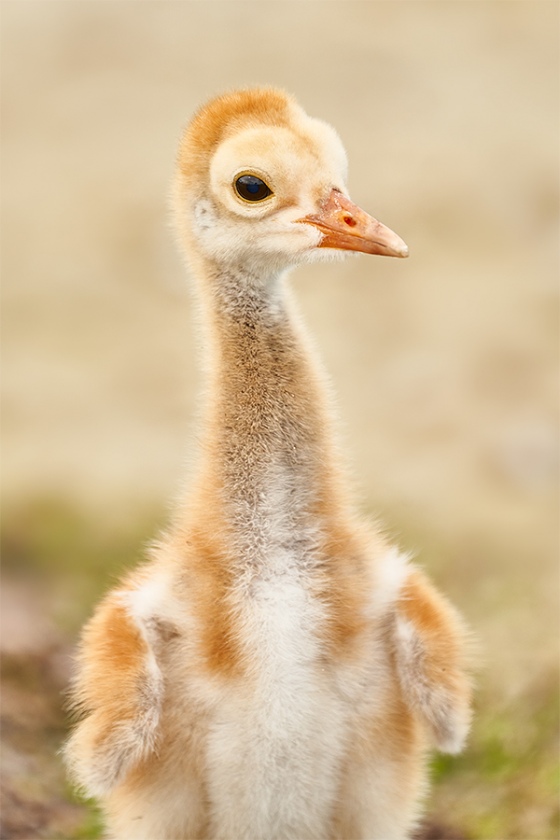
184 257 351 550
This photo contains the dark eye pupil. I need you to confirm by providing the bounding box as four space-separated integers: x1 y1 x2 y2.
235 174 272 202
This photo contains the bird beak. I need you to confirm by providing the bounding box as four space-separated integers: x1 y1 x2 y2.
297 189 409 258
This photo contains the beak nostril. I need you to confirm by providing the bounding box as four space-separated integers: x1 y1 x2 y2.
342 214 357 227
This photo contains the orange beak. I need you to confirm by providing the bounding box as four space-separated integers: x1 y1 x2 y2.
297 189 408 258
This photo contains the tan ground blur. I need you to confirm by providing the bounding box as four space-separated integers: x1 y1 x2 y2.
1 2 558 835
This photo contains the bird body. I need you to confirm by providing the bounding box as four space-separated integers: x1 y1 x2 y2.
65 88 471 840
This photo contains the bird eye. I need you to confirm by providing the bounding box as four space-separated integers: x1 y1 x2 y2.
234 174 273 202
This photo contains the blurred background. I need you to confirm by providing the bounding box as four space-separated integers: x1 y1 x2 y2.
1 2 558 838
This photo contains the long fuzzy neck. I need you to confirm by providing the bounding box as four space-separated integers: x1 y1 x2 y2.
184 256 351 553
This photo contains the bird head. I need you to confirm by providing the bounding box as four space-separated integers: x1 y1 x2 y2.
174 87 408 273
